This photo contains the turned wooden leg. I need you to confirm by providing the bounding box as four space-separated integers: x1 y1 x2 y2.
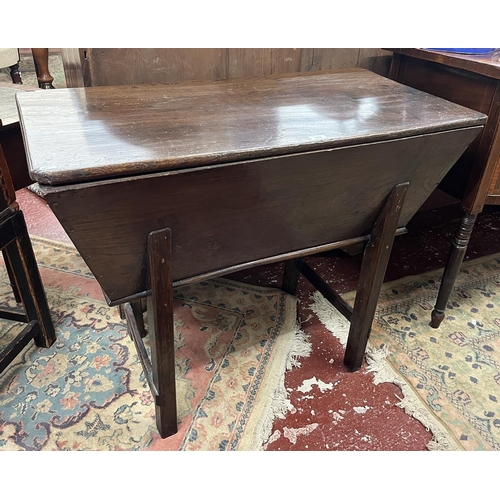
31 48 54 89
147 228 177 438
282 258 300 295
3 211 56 348
344 183 409 371
9 63 22 84
431 212 477 328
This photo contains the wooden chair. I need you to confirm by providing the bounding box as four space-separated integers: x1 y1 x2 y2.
30 49 55 89
2 49 55 89
0 144 56 374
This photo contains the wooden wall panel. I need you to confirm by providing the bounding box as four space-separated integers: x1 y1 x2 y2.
358 48 393 76
270 48 302 74
300 48 360 72
85 48 228 86
228 48 272 78
62 48 391 88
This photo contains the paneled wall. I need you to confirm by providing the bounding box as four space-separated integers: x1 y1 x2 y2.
61 48 392 87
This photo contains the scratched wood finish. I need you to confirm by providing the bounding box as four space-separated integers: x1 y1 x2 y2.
63 48 393 88
35 126 481 303
16 69 486 186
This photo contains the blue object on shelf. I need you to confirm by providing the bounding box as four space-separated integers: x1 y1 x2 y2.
426 48 497 55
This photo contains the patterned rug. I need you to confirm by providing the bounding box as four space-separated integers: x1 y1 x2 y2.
311 252 500 451
0 236 310 450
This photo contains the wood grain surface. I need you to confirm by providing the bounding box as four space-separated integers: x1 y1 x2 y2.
388 49 500 80
16 69 486 186
68 48 392 89
37 127 482 302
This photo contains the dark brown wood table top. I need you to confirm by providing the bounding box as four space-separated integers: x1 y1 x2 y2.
16 68 486 186
387 49 500 80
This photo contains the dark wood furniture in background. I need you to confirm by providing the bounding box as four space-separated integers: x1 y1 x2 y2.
60 48 393 88
0 86 35 190
30 49 54 89
0 144 56 374
16 68 485 437
388 48 500 328
0 85 55 373
9 63 22 85
6 50 54 89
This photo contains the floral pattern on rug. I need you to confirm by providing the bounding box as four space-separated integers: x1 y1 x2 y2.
0 237 304 451
364 255 500 450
